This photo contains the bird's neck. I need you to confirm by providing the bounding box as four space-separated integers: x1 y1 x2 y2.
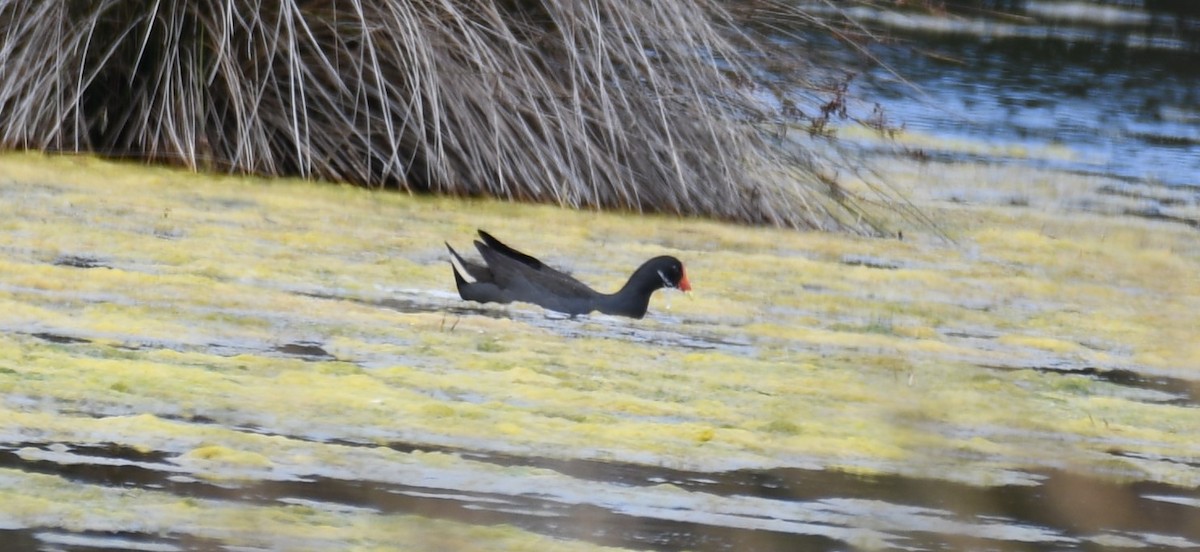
596 263 667 318
596 289 651 319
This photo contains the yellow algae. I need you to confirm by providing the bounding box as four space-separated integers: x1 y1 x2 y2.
3 151 1200 547
179 445 274 471
495 422 525 436
892 324 938 340
996 334 1081 354
420 404 456 418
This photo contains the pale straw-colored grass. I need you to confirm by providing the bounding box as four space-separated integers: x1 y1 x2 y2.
0 0 891 231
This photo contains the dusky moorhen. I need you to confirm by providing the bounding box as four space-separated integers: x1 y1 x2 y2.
445 230 691 319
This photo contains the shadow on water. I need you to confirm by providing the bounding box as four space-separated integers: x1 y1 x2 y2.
1068 367 1200 406
1 440 1197 551
0 443 827 552
978 363 1200 408
273 341 335 361
0 529 226 552
372 442 1200 549
30 332 92 345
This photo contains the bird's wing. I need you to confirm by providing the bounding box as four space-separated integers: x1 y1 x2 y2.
475 236 598 302
477 230 553 269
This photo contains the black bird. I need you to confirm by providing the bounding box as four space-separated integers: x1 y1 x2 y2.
445 230 691 319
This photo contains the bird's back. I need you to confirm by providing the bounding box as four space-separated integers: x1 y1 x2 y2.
475 239 600 315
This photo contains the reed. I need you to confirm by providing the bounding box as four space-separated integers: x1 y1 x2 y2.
0 0 890 231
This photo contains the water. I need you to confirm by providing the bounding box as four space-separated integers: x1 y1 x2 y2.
5 291 1198 551
3 440 1198 551
807 0 1200 189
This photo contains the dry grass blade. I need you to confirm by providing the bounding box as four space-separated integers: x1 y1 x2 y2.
0 0 901 232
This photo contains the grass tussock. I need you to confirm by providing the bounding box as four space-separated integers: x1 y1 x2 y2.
0 0 882 230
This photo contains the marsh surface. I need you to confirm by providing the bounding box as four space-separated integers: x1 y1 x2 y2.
1 152 1198 550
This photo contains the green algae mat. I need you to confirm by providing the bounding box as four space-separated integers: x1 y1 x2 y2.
0 151 1197 550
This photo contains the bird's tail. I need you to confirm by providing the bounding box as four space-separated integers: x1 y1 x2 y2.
445 242 468 267
445 243 470 297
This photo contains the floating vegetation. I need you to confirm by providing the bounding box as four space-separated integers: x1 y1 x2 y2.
0 153 1198 550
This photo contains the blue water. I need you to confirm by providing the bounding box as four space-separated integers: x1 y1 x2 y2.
859 37 1200 188
794 1 1200 189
